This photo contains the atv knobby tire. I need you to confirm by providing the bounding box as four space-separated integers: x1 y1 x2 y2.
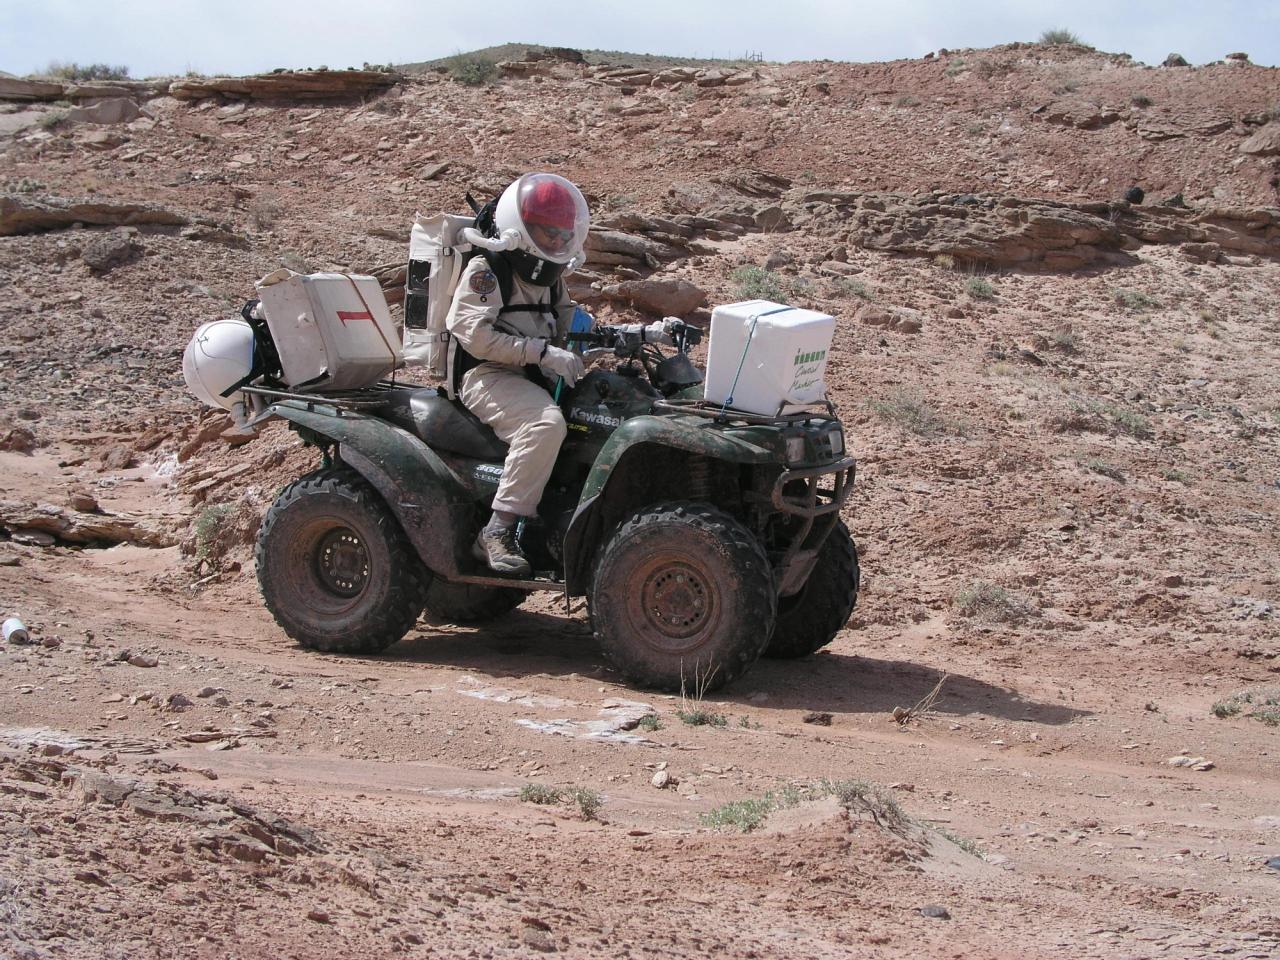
589 501 776 692
424 580 524 623
765 520 859 659
256 467 428 654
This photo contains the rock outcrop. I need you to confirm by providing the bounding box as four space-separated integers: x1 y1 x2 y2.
0 195 188 236
790 190 1280 270
168 69 399 102
0 500 173 547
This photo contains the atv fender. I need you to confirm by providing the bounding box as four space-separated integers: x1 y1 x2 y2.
270 400 475 578
562 415 775 594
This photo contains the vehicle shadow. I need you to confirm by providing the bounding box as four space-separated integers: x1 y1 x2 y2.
386 611 1089 727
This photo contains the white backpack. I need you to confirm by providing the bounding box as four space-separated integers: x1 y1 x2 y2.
402 212 475 378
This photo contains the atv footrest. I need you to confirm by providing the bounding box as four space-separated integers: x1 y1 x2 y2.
447 572 564 592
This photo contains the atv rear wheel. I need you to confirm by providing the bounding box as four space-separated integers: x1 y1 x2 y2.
424 580 524 623
765 520 859 659
589 501 776 692
256 467 428 654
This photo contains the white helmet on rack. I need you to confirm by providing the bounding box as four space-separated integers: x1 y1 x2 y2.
493 172 590 285
182 317 257 411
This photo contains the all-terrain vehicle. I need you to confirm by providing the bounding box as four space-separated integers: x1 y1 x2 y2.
246 321 858 691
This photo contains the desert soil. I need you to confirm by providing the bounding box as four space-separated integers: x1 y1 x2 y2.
1 43 1279 958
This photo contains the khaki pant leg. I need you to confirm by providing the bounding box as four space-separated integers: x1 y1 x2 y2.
459 363 567 517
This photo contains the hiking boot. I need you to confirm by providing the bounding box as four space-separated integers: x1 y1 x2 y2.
473 520 531 577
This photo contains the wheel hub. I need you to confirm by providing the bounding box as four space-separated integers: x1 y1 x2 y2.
314 527 369 597
641 563 711 640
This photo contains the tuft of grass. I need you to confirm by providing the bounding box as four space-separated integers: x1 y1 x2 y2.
1112 288 1160 312
1053 398 1150 439
731 265 787 302
965 276 995 300
194 503 235 563
1131 94 1154 108
677 662 727 727
954 581 1036 624
737 715 762 729
677 707 727 727
37 110 68 131
519 784 563 805
933 253 956 270
944 59 968 77
43 61 130 81
1101 403 1152 439
1081 457 1124 481
247 198 282 231
701 795 781 832
893 94 921 107
1049 329 1081 354
836 277 873 300
972 59 1012 81
637 713 663 732
1040 28 1082 45
1160 468 1189 483
567 787 603 821
701 779 910 834
445 53 497 86
1210 687 1280 726
868 389 964 438
935 826 985 858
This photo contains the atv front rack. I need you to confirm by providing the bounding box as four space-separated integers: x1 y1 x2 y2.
652 398 838 425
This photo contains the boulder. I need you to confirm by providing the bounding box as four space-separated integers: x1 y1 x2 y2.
1240 124 1280 157
1162 53 1190 67
64 98 145 125
600 278 707 316
754 206 794 232
1182 242 1222 263
81 233 140 273
1042 100 1120 130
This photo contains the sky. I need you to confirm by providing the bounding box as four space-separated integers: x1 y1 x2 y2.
2 0 1279 78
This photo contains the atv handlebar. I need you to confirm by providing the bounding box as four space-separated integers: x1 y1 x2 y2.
566 319 702 357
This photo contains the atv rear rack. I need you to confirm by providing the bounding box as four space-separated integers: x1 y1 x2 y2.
652 398 838 425
242 379 430 412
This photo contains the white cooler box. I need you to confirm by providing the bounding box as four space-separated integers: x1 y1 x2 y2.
703 300 835 416
256 270 403 391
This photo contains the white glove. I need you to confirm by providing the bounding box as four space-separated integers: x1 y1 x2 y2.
540 344 586 387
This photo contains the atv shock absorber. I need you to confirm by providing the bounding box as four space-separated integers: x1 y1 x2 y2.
687 456 711 501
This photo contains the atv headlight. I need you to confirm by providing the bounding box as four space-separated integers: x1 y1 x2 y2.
785 435 807 465
828 428 844 456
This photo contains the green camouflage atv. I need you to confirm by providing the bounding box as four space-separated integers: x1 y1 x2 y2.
251 321 858 692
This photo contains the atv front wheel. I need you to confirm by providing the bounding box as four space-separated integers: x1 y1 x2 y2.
764 520 859 659
424 580 524 623
589 501 776 692
255 467 428 654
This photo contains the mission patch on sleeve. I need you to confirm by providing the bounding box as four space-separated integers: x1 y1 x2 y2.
469 269 498 296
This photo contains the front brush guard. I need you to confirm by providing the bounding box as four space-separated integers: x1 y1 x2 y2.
770 456 856 596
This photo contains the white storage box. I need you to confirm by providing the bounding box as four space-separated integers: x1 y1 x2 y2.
703 300 835 416
255 270 402 391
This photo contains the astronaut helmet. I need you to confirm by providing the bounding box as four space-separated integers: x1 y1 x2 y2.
493 173 590 285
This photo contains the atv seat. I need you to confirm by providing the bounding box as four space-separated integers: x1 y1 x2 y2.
380 388 508 461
